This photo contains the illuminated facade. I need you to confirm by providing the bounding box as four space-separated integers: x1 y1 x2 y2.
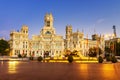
9 25 29 57
65 26 105 56
105 38 120 55
9 13 105 57
30 13 64 57
10 13 64 57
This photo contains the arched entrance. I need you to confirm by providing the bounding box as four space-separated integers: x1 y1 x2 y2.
44 51 50 58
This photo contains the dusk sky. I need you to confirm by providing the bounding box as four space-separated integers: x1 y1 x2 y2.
0 0 120 39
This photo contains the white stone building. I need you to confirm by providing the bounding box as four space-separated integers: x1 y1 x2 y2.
30 13 64 57
65 26 105 56
9 13 105 57
9 26 29 57
10 13 64 57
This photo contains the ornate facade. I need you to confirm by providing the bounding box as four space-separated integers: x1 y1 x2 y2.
65 25 84 54
10 25 29 57
30 14 64 57
9 13 105 57
10 13 64 57
65 26 105 56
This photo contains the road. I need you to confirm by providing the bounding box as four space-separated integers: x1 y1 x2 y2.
0 61 120 80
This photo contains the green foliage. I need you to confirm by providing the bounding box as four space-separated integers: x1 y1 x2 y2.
98 48 103 55
88 47 103 57
88 52 97 57
0 39 10 56
98 56 103 63
18 54 22 58
105 47 111 53
111 56 117 63
106 42 120 56
116 42 120 56
105 55 117 63
67 55 73 63
106 56 112 61
37 56 43 62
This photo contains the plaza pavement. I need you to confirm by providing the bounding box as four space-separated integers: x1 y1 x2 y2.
0 61 120 80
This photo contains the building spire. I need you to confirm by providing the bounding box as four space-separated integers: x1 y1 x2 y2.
113 25 117 38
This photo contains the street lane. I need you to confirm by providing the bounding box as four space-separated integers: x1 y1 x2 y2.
0 61 120 80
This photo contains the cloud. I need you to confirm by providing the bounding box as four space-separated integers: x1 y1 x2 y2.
96 19 105 24
92 18 105 28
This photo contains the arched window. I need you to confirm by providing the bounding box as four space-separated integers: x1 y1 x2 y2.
47 21 50 26
45 31 51 35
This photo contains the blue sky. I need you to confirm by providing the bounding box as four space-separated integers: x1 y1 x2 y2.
0 0 120 39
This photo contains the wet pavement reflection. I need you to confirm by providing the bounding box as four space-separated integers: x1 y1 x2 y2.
0 61 120 80
8 61 19 74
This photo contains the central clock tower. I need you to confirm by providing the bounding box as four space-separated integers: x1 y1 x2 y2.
44 13 53 27
40 13 56 35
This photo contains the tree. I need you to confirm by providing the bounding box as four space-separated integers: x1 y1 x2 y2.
68 55 73 63
98 56 103 63
116 42 120 56
88 47 103 57
37 56 43 62
88 47 97 57
0 39 10 56
105 47 111 53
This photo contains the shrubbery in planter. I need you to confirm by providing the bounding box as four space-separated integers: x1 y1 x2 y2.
111 56 117 63
98 56 103 63
68 55 73 63
18 54 22 58
106 56 111 61
37 56 43 62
